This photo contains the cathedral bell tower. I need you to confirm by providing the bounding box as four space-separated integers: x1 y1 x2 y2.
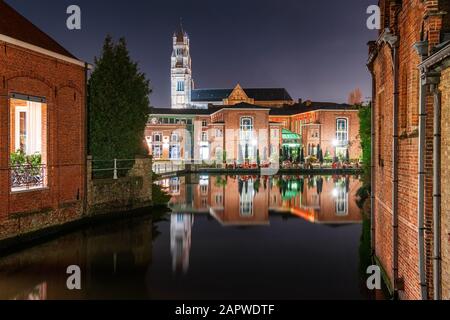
171 22 193 109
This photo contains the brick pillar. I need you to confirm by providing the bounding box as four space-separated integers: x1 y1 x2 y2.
0 90 9 218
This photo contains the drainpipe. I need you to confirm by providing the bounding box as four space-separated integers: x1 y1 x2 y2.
391 39 400 300
431 79 442 300
369 69 376 257
415 40 429 300
383 29 400 299
84 62 90 216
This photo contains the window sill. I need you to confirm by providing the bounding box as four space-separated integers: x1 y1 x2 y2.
11 186 49 195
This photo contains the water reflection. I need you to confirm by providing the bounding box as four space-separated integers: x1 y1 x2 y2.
171 214 193 274
0 175 373 300
0 216 154 300
163 175 361 274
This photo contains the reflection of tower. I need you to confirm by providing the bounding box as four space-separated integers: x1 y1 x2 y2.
170 213 194 274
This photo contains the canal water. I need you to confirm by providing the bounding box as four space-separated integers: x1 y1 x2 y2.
0 174 378 300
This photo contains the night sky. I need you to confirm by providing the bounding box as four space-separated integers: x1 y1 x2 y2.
7 0 377 107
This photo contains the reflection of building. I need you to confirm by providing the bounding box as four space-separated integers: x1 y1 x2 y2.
170 214 194 274
165 175 362 225
0 2 87 236
368 0 450 300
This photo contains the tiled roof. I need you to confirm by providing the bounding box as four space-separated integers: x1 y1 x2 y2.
191 88 293 102
269 102 358 116
149 102 357 117
149 103 271 116
149 107 214 115
0 1 77 59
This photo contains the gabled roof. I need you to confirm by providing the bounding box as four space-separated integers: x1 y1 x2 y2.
191 88 293 102
0 1 77 59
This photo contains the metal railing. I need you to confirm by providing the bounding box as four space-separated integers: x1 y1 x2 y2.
10 164 47 191
152 161 185 174
92 159 136 180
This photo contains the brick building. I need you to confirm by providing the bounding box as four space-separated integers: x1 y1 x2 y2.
368 0 450 299
146 101 361 164
0 1 88 239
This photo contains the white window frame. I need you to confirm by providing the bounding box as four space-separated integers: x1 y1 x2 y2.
336 118 348 145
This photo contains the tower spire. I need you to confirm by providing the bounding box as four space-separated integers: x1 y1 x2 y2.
171 22 192 109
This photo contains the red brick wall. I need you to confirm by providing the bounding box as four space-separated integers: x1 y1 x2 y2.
0 41 86 240
371 0 448 299
440 67 450 300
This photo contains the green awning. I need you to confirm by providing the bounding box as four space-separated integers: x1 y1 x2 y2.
282 129 301 141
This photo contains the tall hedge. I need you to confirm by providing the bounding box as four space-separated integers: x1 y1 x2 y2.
358 103 372 181
88 36 151 160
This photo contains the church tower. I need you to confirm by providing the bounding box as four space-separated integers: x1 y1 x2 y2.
171 22 193 109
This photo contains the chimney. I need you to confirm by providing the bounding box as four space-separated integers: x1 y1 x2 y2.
298 98 303 105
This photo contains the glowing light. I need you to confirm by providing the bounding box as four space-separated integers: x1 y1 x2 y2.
332 188 339 197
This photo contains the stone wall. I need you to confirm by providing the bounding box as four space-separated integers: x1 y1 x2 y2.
86 156 153 216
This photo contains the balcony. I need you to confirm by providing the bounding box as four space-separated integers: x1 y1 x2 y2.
10 164 47 192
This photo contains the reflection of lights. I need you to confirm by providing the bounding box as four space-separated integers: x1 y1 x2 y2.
332 188 339 198
199 175 209 186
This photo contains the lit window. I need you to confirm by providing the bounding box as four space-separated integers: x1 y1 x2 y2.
177 81 185 92
152 145 162 159
171 133 179 143
153 133 162 143
201 131 208 142
336 118 348 144
10 98 47 191
240 117 253 141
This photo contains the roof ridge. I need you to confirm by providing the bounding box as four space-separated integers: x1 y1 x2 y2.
0 1 77 59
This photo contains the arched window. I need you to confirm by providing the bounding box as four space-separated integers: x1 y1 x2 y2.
240 117 253 141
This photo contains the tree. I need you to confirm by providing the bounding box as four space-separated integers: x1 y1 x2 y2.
358 103 372 179
300 148 305 164
257 149 261 167
88 36 151 161
345 148 350 163
348 88 363 105
317 144 324 165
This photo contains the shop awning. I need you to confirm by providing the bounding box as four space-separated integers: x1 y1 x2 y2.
282 129 301 147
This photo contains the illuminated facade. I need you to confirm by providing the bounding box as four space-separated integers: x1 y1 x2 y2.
146 102 360 163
